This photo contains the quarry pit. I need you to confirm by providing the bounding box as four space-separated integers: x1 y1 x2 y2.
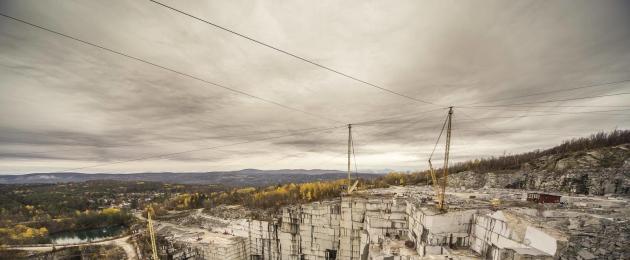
149 185 629 260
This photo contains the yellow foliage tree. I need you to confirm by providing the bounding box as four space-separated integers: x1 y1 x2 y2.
102 208 120 215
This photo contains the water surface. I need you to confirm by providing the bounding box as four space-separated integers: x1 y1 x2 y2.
49 225 124 245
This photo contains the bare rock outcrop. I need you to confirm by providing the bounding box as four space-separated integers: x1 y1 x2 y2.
446 171 486 189
448 144 630 195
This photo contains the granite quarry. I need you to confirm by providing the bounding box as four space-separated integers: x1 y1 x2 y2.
145 144 629 260
150 186 628 260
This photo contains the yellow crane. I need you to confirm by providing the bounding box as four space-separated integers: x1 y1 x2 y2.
146 206 159 260
428 107 453 211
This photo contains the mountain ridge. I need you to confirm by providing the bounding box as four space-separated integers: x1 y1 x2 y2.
0 169 382 186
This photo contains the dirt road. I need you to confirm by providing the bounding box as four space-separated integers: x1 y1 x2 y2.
4 235 138 260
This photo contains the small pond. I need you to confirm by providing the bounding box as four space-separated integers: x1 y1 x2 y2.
49 225 125 245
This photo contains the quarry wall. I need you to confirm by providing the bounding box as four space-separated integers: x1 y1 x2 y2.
179 192 572 260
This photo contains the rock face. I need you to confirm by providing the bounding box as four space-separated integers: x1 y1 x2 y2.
558 215 630 260
448 144 630 195
525 168 628 195
447 171 486 188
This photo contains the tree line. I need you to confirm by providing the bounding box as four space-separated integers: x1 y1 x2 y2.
149 130 630 216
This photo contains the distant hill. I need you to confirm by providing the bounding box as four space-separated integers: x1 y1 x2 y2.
0 169 381 186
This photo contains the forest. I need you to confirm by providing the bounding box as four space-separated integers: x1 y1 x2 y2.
0 180 227 244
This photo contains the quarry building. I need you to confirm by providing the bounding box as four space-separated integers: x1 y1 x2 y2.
156 185 629 260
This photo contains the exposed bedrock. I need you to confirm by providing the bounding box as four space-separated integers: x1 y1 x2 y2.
448 144 630 195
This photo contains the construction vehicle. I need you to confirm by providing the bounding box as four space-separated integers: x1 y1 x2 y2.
490 198 501 210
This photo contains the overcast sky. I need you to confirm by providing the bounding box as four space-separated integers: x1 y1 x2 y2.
0 0 629 174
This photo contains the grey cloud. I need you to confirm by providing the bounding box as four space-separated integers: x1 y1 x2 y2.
0 0 629 173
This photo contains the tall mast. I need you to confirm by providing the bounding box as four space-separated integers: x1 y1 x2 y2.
347 124 352 189
438 107 453 210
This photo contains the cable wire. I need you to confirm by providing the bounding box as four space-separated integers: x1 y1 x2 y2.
0 12 343 124
352 107 448 126
469 105 630 108
57 125 345 172
455 111 630 121
463 78 630 106
1 126 343 158
456 109 536 150
149 0 442 107
460 107 630 115
428 113 449 161
351 129 358 181
465 92 630 107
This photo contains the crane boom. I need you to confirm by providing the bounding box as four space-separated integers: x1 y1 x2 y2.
429 107 453 211
438 107 453 210
147 206 159 260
